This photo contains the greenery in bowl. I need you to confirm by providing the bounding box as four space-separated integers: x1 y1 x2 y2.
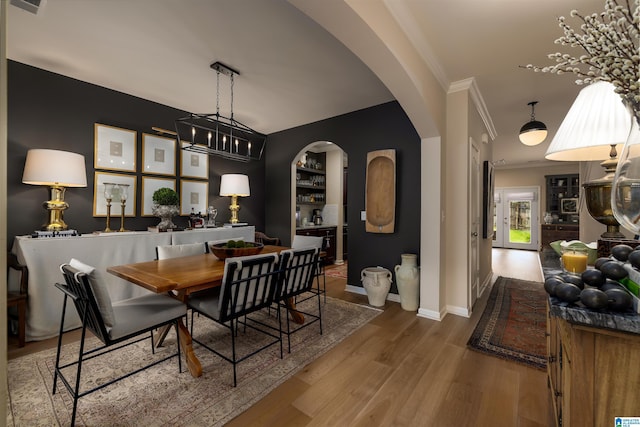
152 187 179 206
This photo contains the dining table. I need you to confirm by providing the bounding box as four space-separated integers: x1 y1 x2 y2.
107 245 302 378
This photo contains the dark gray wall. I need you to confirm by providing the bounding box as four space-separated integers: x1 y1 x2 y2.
265 101 421 289
7 61 265 248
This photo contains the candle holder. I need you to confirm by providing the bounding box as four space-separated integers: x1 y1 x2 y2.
117 183 130 232
103 182 116 232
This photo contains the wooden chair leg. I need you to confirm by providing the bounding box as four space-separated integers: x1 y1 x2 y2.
17 300 26 348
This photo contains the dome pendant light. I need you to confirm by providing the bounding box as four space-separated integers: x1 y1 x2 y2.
519 101 548 146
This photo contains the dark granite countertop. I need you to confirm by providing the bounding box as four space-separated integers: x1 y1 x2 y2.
541 250 640 335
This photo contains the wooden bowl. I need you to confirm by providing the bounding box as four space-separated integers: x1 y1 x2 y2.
210 242 264 260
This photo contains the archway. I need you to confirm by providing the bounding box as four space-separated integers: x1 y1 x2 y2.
290 141 348 270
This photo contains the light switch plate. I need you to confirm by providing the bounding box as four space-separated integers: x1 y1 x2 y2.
361 211 366 221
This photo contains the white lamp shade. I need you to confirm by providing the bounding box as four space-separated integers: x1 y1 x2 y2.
22 149 87 187
545 81 631 161
219 174 250 196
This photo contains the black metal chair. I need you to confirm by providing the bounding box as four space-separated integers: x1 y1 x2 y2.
275 247 322 353
187 252 284 386
291 235 326 302
52 260 186 426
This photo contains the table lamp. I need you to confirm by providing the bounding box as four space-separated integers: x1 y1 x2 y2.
545 81 631 238
22 149 87 231
219 174 250 224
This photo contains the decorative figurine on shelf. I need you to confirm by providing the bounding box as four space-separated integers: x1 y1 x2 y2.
151 187 180 231
207 206 218 227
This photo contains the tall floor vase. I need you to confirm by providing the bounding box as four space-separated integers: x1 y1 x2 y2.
395 254 419 311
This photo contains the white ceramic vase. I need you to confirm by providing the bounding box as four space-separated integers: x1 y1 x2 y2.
361 267 392 307
394 253 419 311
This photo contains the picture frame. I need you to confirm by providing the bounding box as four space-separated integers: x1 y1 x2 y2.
142 133 176 176
180 142 209 179
141 176 176 217
180 179 208 216
482 160 495 239
94 123 137 172
93 172 136 217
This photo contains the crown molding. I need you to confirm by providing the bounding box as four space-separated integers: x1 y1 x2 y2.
449 77 497 141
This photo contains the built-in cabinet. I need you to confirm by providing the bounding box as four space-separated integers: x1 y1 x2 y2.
296 226 336 265
545 174 580 223
296 151 326 206
547 303 640 426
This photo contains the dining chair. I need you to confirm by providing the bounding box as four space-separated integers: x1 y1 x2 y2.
276 247 322 352
7 252 28 347
291 235 326 302
187 252 283 386
52 259 187 426
156 242 207 260
254 231 281 246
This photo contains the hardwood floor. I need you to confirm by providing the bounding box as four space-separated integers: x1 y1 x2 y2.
8 249 554 426
228 250 554 427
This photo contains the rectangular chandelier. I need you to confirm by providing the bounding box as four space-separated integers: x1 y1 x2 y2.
176 62 267 162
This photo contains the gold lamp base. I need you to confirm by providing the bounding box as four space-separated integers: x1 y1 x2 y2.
228 195 241 224
42 186 69 231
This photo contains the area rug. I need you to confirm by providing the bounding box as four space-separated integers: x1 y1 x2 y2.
467 276 547 370
7 296 380 426
325 263 347 279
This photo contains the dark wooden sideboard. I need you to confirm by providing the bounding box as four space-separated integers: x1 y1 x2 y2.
540 224 579 251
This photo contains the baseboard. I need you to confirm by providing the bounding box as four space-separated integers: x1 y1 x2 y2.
345 285 400 303
446 305 471 318
417 307 445 321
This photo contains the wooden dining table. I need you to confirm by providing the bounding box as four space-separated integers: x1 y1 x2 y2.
107 245 301 378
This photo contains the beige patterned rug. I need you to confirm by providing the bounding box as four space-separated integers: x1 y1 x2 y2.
7 296 380 426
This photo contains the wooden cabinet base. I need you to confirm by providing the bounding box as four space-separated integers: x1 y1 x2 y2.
547 303 640 426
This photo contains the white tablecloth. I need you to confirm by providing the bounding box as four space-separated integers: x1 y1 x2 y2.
11 226 255 341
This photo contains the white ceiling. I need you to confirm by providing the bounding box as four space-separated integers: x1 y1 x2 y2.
7 0 607 168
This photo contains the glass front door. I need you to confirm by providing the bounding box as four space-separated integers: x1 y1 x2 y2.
493 187 539 250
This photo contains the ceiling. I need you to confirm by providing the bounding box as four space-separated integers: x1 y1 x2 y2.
7 0 607 168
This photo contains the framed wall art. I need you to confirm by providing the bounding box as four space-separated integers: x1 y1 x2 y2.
180 142 209 179
141 176 176 216
142 133 176 176
93 172 137 217
94 123 137 172
180 179 208 216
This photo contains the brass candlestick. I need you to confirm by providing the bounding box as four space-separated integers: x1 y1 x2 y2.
103 182 116 232
117 184 129 232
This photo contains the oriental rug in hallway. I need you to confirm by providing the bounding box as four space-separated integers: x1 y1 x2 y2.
7 296 380 426
467 276 547 370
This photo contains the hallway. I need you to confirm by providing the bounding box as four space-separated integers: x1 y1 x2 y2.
492 248 544 283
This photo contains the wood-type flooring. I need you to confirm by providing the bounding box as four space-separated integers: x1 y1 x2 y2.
9 249 553 426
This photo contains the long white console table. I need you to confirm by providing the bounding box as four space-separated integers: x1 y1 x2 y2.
11 226 255 341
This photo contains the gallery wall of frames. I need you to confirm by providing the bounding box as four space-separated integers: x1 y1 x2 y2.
6 61 265 246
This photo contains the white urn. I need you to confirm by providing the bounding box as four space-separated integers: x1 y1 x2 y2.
361 267 392 307
394 254 419 311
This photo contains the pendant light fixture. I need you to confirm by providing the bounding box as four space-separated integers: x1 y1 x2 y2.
519 101 547 146
174 61 266 162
